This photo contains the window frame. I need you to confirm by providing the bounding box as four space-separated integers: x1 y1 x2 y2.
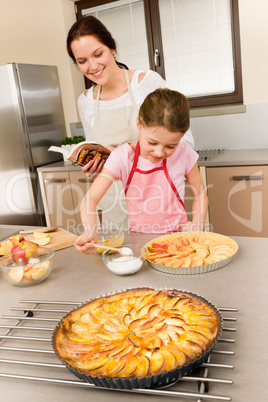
74 0 243 108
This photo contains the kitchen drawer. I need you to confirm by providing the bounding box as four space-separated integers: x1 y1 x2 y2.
206 165 268 236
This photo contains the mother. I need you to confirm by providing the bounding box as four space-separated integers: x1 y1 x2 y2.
67 16 195 177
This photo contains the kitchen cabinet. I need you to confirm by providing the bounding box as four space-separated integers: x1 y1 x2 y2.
184 166 209 228
68 171 94 228
206 165 268 236
38 169 128 231
38 171 77 229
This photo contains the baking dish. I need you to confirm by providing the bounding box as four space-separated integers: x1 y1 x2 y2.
52 287 222 389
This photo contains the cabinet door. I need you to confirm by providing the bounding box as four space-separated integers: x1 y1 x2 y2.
69 171 128 232
206 166 268 237
184 167 209 228
69 171 94 228
42 172 76 229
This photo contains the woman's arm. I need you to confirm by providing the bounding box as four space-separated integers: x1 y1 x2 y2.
178 163 208 231
74 168 116 254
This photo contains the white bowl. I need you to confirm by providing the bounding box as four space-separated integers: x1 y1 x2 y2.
102 244 146 275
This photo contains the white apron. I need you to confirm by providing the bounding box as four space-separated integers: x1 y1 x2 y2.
91 69 139 147
91 69 139 230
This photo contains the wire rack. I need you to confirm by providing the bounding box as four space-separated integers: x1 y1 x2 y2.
196 149 225 162
0 300 237 401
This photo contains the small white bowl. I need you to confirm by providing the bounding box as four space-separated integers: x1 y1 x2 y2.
102 244 146 276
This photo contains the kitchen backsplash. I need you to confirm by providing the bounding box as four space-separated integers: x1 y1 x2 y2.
190 102 268 150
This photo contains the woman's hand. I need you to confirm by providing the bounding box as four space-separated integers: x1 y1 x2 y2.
82 156 106 178
81 145 115 178
74 231 98 255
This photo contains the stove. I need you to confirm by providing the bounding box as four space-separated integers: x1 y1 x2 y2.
0 299 238 401
196 149 225 162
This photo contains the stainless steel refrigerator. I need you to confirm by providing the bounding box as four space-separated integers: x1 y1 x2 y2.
0 63 66 226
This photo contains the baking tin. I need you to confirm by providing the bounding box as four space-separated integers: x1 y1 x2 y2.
145 232 238 275
52 287 222 390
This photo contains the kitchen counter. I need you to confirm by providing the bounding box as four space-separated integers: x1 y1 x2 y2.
37 148 268 172
0 226 267 401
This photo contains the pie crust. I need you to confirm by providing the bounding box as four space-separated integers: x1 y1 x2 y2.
145 232 238 275
52 288 221 389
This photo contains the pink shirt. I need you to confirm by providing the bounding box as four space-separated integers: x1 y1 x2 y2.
104 142 198 201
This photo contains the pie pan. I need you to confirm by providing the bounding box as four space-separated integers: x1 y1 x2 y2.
144 232 238 275
52 287 222 390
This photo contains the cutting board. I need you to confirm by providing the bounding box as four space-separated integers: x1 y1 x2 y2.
25 228 78 252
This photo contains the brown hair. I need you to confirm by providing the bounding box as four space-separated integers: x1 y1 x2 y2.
139 88 190 134
67 16 128 69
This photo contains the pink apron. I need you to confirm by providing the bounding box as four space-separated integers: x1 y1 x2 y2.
125 142 188 233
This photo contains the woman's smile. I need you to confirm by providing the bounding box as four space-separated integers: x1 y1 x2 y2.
91 67 105 78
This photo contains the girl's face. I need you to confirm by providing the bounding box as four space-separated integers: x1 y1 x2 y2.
137 120 183 163
70 35 116 85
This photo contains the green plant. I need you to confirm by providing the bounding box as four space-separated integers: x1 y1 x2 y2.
60 135 85 146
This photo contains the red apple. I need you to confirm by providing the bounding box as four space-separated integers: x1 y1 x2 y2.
11 241 39 264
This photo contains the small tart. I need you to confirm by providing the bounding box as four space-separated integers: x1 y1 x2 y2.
52 288 220 386
145 232 238 271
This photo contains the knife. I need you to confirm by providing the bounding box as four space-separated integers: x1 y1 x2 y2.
19 227 58 235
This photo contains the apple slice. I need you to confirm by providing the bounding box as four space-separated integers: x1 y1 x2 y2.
190 256 204 266
142 335 162 350
180 257 192 267
9 235 25 246
135 355 150 377
148 351 165 375
7 267 24 283
0 240 13 256
161 348 177 371
33 237 50 246
119 358 139 377
77 355 108 370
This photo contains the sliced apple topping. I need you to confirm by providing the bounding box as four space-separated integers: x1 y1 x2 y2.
145 233 237 268
54 289 220 381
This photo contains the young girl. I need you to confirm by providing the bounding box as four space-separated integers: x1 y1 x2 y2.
75 88 208 255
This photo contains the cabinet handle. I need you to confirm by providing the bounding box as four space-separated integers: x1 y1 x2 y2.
230 175 263 181
78 178 94 183
44 178 66 183
154 49 160 67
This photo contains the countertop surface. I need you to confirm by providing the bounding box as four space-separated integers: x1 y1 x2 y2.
37 148 268 172
0 225 267 401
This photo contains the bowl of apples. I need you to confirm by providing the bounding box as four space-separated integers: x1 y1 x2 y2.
0 240 54 286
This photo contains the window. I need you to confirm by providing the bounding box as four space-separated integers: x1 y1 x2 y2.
75 0 243 108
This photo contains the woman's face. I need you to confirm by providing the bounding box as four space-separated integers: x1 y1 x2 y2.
71 35 116 85
137 120 183 164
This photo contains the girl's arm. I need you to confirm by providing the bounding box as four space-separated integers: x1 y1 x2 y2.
74 168 116 254
178 163 208 231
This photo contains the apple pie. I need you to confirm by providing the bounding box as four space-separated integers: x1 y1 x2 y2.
53 288 221 388
145 232 238 274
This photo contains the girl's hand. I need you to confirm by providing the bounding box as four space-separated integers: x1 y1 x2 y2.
82 156 106 178
74 231 98 255
175 220 204 232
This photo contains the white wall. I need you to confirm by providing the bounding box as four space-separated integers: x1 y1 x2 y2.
0 0 267 145
0 0 84 137
239 0 268 104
